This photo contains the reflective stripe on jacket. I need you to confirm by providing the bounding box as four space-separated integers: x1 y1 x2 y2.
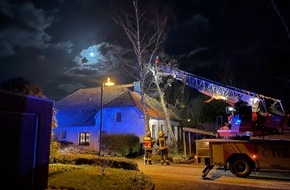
157 136 167 150
143 136 153 150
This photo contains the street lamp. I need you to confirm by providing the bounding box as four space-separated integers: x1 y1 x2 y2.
99 77 115 157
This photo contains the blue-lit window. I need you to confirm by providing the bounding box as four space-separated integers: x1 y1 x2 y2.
61 131 66 139
79 132 90 146
115 112 121 122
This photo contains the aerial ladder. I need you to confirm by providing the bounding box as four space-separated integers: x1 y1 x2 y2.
155 64 289 139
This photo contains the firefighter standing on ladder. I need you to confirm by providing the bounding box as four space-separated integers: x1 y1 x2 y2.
143 131 154 165
156 130 170 165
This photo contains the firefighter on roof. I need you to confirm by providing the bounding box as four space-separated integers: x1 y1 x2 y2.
156 130 170 165
143 130 155 165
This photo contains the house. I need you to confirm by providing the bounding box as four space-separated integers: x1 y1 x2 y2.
53 82 181 150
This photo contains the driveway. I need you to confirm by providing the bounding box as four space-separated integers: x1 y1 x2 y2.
132 157 290 190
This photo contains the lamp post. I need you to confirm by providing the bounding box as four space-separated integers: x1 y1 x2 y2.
99 77 115 157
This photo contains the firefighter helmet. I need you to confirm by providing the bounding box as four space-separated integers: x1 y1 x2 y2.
159 130 164 137
146 131 151 137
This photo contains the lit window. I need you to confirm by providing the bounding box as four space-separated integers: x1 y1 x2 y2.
115 112 121 122
79 132 90 146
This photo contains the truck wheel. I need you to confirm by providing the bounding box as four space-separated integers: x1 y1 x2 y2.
229 157 253 178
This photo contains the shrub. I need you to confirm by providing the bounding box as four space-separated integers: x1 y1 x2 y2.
50 140 63 164
101 134 142 157
48 164 154 190
50 153 139 171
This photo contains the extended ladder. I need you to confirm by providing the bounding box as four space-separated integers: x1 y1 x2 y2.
155 65 285 116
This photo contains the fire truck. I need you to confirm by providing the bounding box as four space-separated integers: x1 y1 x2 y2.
196 138 290 178
155 64 290 178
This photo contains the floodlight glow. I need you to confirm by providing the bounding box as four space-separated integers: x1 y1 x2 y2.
249 97 260 105
213 94 227 100
104 78 115 86
228 107 235 111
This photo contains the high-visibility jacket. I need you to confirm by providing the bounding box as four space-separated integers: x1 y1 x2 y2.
157 136 167 150
143 136 153 150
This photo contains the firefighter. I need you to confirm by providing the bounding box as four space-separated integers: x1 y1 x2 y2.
156 130 170 165
143 130 154 165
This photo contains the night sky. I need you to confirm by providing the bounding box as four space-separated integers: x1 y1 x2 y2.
0 0 290 111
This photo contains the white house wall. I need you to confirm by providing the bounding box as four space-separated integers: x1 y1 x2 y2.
54 107 181 150
95 106 146 143
149 119 164 140
149 119 181 141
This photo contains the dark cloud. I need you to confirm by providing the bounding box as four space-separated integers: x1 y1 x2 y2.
0 0 290 113
0 1 73 56
0 0 122 100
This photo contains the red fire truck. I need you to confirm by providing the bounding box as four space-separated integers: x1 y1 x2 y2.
156 64 290 178
196 138 290 178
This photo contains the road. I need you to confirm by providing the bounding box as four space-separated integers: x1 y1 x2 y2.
132 158 290 190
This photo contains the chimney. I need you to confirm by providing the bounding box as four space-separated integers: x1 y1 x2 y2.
133 81 142 94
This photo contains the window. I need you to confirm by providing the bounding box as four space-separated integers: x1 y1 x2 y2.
161 125 164 131
79 132 90 146
115 112 121 122
152 125 156 140
61 131 66 139
174 126 178 141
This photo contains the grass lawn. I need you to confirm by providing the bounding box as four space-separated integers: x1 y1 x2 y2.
48 164 154 190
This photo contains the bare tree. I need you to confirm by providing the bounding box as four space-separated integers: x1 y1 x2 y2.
270 0 290 41
109 0 178 151
150 56 178 151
